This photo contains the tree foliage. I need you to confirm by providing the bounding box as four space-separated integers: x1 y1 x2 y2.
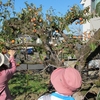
0 0 99 67
96 2 100 16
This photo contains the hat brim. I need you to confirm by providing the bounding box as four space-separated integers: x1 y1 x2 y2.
0 53 5 67
50 68 73 95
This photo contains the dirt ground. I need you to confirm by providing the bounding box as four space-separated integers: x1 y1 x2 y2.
14 93 39 100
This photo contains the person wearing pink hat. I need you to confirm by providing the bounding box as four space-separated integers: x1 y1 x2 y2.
0 50 17 100
38 67 82 100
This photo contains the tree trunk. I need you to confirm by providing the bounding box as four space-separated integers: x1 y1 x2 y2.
75 28 100 71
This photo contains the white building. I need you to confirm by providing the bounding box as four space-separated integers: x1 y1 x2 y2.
80 0 100 41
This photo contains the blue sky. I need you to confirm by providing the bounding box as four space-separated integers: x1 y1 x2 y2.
3 0 83 15
14 0 83 14
2 0 83 35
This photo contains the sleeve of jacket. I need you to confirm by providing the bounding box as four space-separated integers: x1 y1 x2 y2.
5 56 17 80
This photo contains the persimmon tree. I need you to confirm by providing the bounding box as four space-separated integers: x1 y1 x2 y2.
1 0 100 78
0 0 15 50
0 0 92 67
1 0 100 73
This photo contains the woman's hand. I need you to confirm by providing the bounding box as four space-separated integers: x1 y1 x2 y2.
8 50 16 57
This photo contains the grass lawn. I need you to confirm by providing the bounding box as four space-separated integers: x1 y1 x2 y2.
9 70 49 100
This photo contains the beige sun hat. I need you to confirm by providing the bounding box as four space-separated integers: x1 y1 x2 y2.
0 53 5 67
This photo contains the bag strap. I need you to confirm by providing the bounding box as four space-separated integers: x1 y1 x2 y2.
0 87 5 95
51 92 74 100
43 94 51 100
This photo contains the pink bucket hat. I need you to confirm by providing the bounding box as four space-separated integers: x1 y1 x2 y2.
50 67 82 95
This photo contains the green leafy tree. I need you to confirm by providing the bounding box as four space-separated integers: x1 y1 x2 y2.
96 2 100 16
0 0 99 68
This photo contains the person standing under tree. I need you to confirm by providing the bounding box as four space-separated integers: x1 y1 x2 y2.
0 50 16 100
38 67 82 100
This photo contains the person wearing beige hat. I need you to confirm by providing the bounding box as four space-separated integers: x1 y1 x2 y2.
38 67 82 100
0 50 17 100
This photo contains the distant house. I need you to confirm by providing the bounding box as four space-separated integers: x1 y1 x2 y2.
15 35 34 54
15 34 33 44
80 0 100 41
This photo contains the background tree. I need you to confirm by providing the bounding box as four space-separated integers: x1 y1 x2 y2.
0 1 92 67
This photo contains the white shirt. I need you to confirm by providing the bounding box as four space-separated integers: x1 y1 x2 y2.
38 92 74 100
